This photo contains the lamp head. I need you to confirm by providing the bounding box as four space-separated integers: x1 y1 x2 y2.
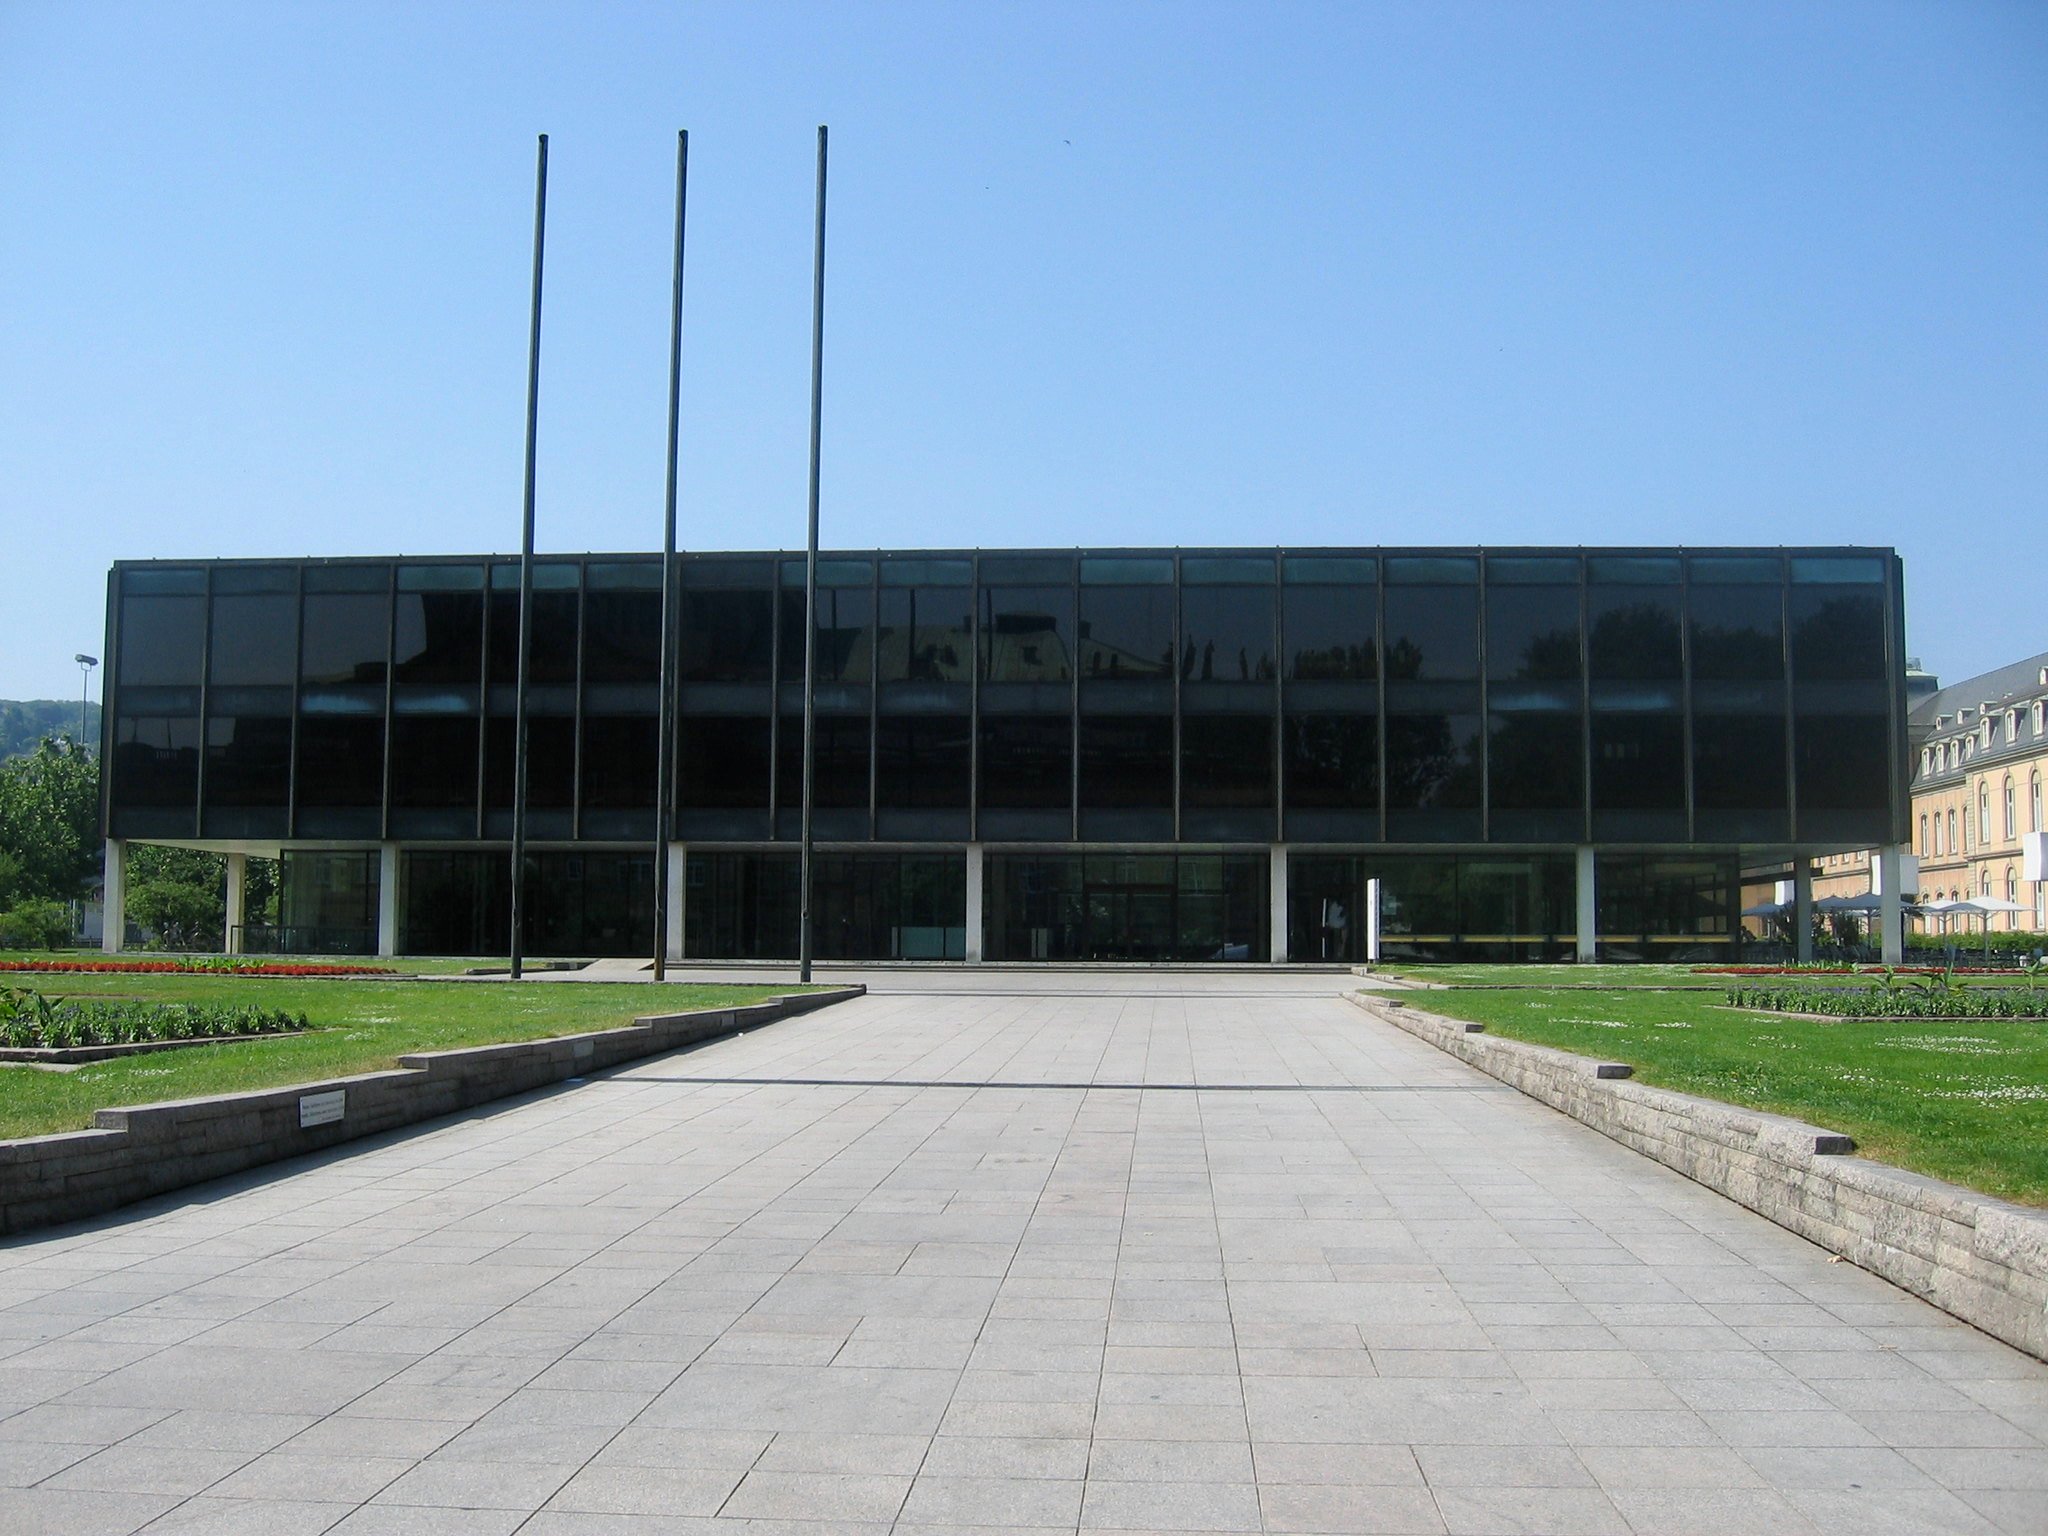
75 654 98 668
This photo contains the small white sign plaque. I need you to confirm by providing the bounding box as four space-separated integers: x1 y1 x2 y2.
299 1090 346 1129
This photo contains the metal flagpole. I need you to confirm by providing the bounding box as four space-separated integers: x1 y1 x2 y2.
799 125 828 984
510 133 549 982
653 130 689 982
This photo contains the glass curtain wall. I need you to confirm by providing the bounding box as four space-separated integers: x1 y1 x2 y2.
683 851 966 960
983 851 1267 962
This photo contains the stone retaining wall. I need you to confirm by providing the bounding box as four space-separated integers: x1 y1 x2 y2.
0 987 862 1237
1349 990 2048 1362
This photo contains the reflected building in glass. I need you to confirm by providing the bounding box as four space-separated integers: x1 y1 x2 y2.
100 546 1910 963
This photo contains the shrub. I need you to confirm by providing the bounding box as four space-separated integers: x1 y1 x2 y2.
1727 979 2048 1019
0 986 311 1050
0 899 71 950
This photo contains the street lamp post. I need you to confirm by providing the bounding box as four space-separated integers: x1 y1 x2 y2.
73 655 97 747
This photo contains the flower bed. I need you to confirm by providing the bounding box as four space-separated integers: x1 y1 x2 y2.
1698 964 2037 977
2 987 310 1050
1727 981 2048 1019
0 959 393 977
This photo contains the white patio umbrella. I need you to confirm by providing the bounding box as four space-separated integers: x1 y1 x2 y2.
1814 893 1884 913
1741 899 1788 918
1930 897 2028 959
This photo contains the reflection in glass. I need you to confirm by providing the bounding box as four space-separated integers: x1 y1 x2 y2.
1080 587 1172 679
583 717 660 809
584 590 661 684
390 717 478 809
1590 714 1684 809
1080 716 1173 809
489 589 579 686
876 716 971 808
1796 713 1889 811
1790 589 1885 681
678 717 771 809
1488 714 1582 811
776 715 871 809
979 715 1072 809
1693 713 1787 810
209 595 296 686
1284 586 1376 680
485 716 575 808
205 717 291 807
781 587 875 684
114 717 200 808
1485 587 1580 682
982 587 1073 682
120 596 206 687
393 591 483 686
1587 589 1681 680
1385 713 1482 808
680 590 774 682
1180 716 1273 808
1180 587 1275 682
1690 586 1783 680
301 592 390 686
1383 587 1478 681
1285 715 1377 808
877 588 973 682
297 718 384 806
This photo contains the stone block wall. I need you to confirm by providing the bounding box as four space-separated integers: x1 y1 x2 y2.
0 987 862 1237
1349 991 2048 1362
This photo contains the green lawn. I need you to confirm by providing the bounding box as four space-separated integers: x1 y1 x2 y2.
1 950 523 976
1376 961 2046 990
1376 963 1720 988
0 974 821 1140
1387 982 2048 1207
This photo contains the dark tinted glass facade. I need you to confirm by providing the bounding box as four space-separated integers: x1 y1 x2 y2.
105 547 1907 957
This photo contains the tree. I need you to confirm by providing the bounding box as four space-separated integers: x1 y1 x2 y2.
127 846 225 951
0 737 98 903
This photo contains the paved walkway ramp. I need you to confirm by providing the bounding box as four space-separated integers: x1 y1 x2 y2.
2 981 2044 1534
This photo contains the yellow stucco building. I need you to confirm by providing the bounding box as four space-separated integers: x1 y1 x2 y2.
1811 651 2048 935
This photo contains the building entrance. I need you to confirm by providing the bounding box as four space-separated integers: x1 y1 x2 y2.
986 851 1268 962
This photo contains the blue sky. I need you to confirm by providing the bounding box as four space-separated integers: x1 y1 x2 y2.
3 1 2043 700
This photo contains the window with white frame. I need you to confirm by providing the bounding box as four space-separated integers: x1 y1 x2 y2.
1949 808 1958 853
1979 784 1990 844
2034 772 2043 833
2034 699 2045 738
2005 779 2016 840
1919 813 1928 855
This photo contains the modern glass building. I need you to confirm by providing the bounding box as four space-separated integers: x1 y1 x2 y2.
100 546 1910 963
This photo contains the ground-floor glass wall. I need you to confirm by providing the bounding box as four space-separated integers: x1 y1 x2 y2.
272 850 380 955
984 851 1267 962
399 850 653 957
684 851 967 961
1287 852 1576 962
1594 853 1741 960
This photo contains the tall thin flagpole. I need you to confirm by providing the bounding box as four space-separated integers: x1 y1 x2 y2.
510 133 549 982
654 130 689 982
799 125 828 984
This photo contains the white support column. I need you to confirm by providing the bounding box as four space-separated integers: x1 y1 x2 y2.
102 839 126 954
376 843 400 959
223 852 247 955
1365 878 1382 965
1574 845 1597 963
964 843 985 964
1792 862 1814 963
666 843 686 963
1877 843 1904 965
1270 844 1289 963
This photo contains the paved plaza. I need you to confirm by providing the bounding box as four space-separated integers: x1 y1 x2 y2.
2 975 2045 1534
